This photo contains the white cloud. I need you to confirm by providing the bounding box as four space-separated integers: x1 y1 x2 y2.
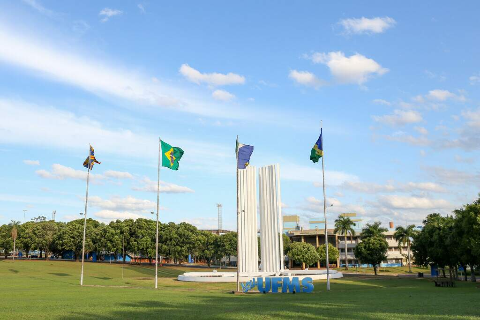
469 74 480 85
103 170 133 179
424 166 480 186
21 0 56 17
288 70 325 89
342 180 446 194
426 89 454 101
425 89 465 102
412 95 425 104
179 64 245 86
89 195 161 212
454 155 474 164
36 164 104 181
94 210 145 221
282 163 359 186
378 195 451 210
373 109 422 126
99 8 123 22
339 17 396 35
437 108 480 151
133 177 194 193
23 160 40 166
212 89 235 101
385 133 430 146
0 28 253 119
0 99 234 174
306 51 388 85
182 217 217 230
373 99 391 106
414 126 428 135
299 196 365 216
138 4 146 13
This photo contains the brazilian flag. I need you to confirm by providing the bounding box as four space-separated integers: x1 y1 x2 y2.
310 128 323 163
161 140 184 170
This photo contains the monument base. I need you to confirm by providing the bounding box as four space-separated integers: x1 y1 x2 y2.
177 269 343 282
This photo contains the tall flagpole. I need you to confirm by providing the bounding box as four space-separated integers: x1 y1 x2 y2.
155 138 161 289
321 122 330 291
80 145 91 286
236 135 241 293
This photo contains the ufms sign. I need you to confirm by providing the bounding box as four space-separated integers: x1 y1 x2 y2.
241 277 314 293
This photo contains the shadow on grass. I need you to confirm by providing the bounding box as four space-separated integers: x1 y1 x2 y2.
60 281 480 320
9 269 19 273
49 273 71 277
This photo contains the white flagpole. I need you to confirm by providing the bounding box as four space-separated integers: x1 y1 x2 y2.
321 122 330 291
80 145 91 286
236 135 241 293
155 138 161 289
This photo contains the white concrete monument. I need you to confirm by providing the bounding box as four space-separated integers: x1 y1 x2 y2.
238 165 258 273
178 163 343 283
259 164 284 273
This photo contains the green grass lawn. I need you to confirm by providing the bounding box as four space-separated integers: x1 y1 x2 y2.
1 260 479 320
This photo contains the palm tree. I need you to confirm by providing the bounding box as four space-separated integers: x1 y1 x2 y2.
9 220 20 261
394 225 416 273
334 215 356 270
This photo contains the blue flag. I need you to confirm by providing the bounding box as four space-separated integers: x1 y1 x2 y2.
236 140 254 169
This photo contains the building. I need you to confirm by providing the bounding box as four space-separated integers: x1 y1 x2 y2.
287 222 408 268
283 215 300 233
201 229 232 235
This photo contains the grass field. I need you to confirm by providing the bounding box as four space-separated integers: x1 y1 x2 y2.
1 260 479 320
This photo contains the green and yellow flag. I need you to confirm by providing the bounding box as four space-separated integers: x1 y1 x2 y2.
161 140 184 170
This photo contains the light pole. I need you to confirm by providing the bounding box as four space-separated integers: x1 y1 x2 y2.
23 210 27 222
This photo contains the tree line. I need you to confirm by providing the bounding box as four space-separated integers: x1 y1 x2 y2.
0 218 237 266
412 196 480 282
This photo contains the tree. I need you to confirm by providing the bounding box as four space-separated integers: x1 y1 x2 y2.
287 242 319 270
393 225 416 272
361 222 387 239
18 222 36 258
34 221 58 260
334 215 356 270
354 236 388 275
317 243 339 266
454 197 480 282
0 224 13 259
10 220 20 260
282 233 291 255
56 219 100 261
218 232 237 265
197 231 218 267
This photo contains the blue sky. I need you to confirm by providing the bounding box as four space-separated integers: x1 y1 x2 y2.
1 1 479 229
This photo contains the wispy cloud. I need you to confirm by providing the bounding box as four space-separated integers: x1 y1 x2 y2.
373 109 422 127
179 64 245 86
212 89 235 101
23 160 40 166
0 99 234 173
21 0 56 17
0 27 248 119
289 70 326 89
338 17 396 35
99 8 123 22
132 177 194 193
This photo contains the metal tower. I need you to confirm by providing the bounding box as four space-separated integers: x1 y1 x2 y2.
216 204 222 231
52 210 56 221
